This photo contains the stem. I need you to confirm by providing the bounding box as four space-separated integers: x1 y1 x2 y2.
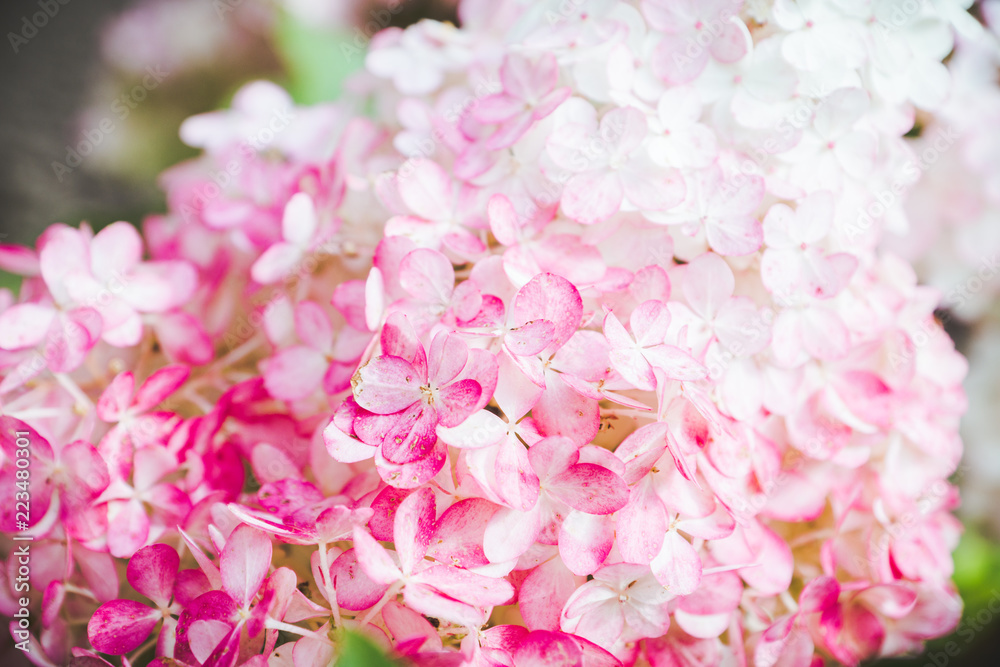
600 407 652 419
62 583 98 602
264 618 336 646
216 334 263 369
317 542 342 628
54 373 93 411
127 635 158 663
358 581 402 627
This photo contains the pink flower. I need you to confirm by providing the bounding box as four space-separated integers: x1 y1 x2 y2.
643 0 749 84
548 106 685 224
352 488 514 627
475 53 572 150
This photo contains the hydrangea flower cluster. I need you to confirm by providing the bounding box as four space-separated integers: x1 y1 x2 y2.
0 1 977 666
879 1 1000 532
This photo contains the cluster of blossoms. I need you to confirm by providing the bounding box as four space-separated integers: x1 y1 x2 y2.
0 0 979 665
879 0 1000 530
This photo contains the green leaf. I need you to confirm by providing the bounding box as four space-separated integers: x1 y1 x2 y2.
274 11 364 105
0 270 21 295
335 630 398 667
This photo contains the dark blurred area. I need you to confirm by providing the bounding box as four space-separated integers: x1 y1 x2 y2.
0 0 146 246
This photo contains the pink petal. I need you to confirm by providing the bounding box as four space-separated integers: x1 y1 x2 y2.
97 371 135 422
615 479 666 563
400 248 455 306
382 602 442 652
706 215 764 256
484 505 541 563
261 346 328 402
651 32 710 84
38 224 90 304
510 273 583 351
375 434 448 489
133 365 189 414
107 499 150 559
609 347 656 391
488 194 521 246
426 332 469 387
503 53 558 102
0 244 40 276
709 21 749 63
622 167 685 212
427 498 494 568
559 512 614 576
127 544 180 608
436 409 507 449
378 402 439 464
547 464 629 515
397 159 452 220
629 300 672 348
87 599 159 655
437 379 482 428
91 221 143 276
220 525 273 609
506 320 557 357
476 93 527 124
294 301 334 352
282 193 317 246
252 243 302 284
394 488 436 574
486 112 537 150
413 564 514 607
561 171 623 225
495 437 541 511
355 355 423 414
155 312 213 365
329 549 390 611
650 530 702 596
520 560 583 633
402 582 487 628
351 526 403 585
683 252 735 320
0 303 55 350
189 619 233 664
513 630 583 667
643 344 707 381
120 261 198 312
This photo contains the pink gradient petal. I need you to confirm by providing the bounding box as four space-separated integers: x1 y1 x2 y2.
87 600 159 655
0 303 55 350
126 543 180 608
547 464 629 515
220 524 273 609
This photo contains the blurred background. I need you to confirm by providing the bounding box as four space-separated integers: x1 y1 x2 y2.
0 0 998 665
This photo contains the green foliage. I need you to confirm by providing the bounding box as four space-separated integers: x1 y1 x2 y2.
274 12 363 105
335 630 398 667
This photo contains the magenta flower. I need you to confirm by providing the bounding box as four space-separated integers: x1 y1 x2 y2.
0 417 109 539
482 436 629 564
88 543 209 657
352 488 514 627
